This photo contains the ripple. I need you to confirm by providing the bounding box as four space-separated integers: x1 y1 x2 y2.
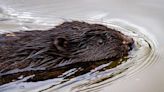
105 19 159 75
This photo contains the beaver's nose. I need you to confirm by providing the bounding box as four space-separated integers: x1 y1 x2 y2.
122 37 133 45
122 36 134 50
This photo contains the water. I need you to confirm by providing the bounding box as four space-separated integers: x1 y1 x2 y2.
0 0 163 92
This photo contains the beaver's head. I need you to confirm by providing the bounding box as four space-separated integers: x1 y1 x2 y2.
53 21 134 67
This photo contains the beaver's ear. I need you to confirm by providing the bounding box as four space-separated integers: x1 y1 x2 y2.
53 37 69 52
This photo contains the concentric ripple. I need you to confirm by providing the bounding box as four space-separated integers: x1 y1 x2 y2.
0 8 159 92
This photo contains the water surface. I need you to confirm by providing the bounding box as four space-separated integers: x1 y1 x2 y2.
0 0 163 92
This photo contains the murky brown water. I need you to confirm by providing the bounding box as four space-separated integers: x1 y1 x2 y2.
0 0 163 92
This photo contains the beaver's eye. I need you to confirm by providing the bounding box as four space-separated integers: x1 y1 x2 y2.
98 39 103 45
53 37 69 51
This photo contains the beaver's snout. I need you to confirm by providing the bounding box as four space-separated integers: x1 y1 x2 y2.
122 35 134 51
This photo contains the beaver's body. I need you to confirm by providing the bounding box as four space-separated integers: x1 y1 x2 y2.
0 21 134 85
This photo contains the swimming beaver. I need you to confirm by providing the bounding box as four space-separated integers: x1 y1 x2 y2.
0 21 134 85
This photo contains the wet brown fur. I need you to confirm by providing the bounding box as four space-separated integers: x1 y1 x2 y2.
0 21 134 85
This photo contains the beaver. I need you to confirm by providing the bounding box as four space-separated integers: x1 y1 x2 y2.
0 21 134 85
